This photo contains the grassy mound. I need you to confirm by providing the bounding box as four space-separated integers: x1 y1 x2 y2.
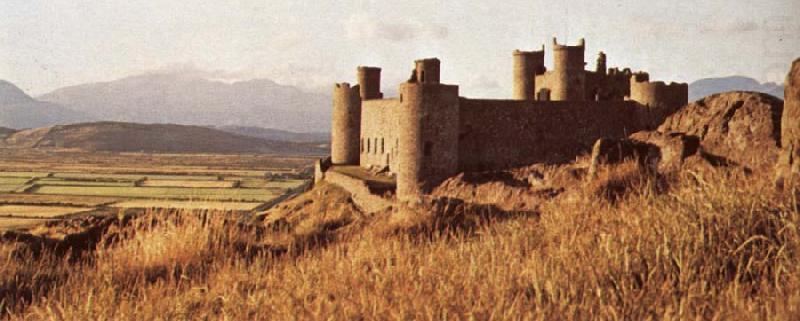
0 167 798 320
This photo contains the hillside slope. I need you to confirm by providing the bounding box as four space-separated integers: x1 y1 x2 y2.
0 80 93 129
0 122 325 155
37 72 331 133
214 125 329 143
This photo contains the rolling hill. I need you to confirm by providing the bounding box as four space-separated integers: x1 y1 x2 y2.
214 125 329 143
0 121 326 155
0 80 93 129
689 76 783 101
37 72 331 133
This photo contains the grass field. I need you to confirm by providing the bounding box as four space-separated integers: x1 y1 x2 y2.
0 165 797 320
0 205 94 218
141 179 235 188
33 186 281 202
0 171 50 178
112 200 263 211
0 177 33 185
0 150 313 230
0 194 122 207
0 217 53 230
35 178 135 187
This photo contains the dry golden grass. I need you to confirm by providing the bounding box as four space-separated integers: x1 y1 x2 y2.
0 166 798 320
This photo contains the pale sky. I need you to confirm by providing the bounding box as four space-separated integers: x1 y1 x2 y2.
1 0 798 98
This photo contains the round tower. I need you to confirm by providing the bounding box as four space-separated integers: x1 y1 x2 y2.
551 37 586 101
397 81 460 201
357 66 382 100
414 58 441 84
512 48 545 100
331 82 362 165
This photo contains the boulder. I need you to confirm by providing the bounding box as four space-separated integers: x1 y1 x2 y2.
657 91 783 169
776 58 800 188
587 138 660 177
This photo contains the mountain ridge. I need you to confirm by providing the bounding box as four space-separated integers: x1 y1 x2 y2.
37 72 331 133
0 121 326 155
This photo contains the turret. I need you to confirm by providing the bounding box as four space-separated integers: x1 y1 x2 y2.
596 51 607 75
331 82 362 165
397 59 459 201
357 66 383 100
414 58 441 84
551 37 586 101
512 47 546 100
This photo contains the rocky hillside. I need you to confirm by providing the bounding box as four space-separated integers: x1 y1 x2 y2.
37 72 331 133
0 80 92 129
0 121 326 155
646 91 783 169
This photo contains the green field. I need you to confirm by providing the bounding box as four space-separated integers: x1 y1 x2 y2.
0 205 95 218
52 173 145 181
0 171 51 178
111 200 263 211
35 178 136 187
0 151 313 230
34 186 281 202
0 185 20 193
0 177 33 185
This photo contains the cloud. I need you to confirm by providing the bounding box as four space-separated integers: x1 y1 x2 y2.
345 14 449 42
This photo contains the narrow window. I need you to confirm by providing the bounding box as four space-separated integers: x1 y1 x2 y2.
381 138 385 154
367 139 370 153
360 138 364 153
424 141 433 157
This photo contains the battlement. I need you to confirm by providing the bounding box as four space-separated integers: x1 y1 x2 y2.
357 66 383 100
414 58 441 84
553 37 586 50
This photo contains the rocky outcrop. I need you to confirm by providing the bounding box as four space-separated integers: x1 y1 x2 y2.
656 91 783 169
589 91 782 177
776 58 800 188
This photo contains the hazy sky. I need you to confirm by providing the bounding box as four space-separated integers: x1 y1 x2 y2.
2 0 798 98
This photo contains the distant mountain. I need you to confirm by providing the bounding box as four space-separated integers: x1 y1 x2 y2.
0 80 93 129
0 121 326 155
214 125 329 143
689 76 784 101
38 72 331 133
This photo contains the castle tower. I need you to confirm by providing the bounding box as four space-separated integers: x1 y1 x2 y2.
512 47 545 100
397 61 460 201
628 73 688 128
551 37 586 101
357 66 383 100
596 51 607 75
330 82 362 165
414 58 441 84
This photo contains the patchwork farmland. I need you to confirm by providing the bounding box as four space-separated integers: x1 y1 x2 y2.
0 150 314 230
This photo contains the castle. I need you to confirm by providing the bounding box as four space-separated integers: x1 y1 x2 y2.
327 38 688 201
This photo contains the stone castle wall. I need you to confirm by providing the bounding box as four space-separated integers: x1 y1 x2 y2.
359 98 401 171
457 99 642 171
